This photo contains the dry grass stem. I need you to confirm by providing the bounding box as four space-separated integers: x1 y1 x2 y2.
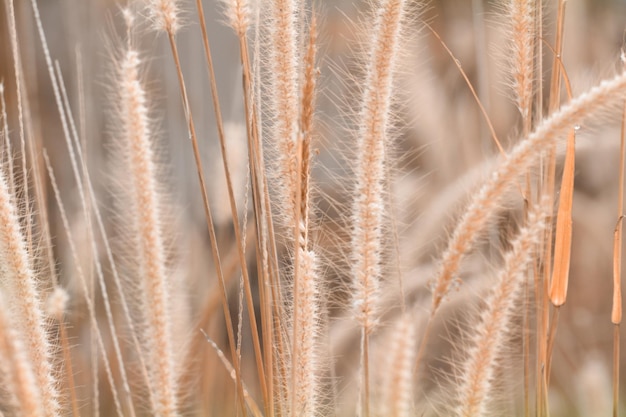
0 88 14 202
548 127 575 307
612 96 626 417
193 0 255 410
425 24 504 156
161 7 253 416
201 333 264 417
44 152 125 416
613 97 626 326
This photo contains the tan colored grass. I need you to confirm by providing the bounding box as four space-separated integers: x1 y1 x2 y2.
506 0 535 129
612 97 626 417
0 293 44 417
148 0 180 34
117 46 179 417
431 70 626 317
455 198 549 417
292 248 321 416
44 152 124 416
0 144 58 417
613 96 626 326
378 313 417 417
223 0 250 37
193 0 255 412
549 127 575 307
46 287 80 417
290 14 321 417
0 84 14 201
267 0 301 227
351 1 408 415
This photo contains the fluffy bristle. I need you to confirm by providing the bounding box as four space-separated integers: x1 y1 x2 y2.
0 150 58 415
116 45 179 416
148 0 180 34
222 0 250 36
454 199 549 417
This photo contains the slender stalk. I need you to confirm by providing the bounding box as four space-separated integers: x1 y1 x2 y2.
0 294 43 417
163 30 248 416
424 24 504 156
0 84 14 201
612 95 626 417
201 332 264 417
225 5 285 412
615 324 621 417
545 307 560 382
540 2 567 411
54 60 145 415
44 152 124 417
193 0 268 411
30 1 138 413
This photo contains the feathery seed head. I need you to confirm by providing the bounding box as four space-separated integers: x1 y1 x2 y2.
115 40 179 415
455 198 549 417
505 0 535 118
147 0 180 34
433 70 626 316
222 0 250 36
351 0 407 337
379 314 417 417
292 249 322 415
0 153 59 415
